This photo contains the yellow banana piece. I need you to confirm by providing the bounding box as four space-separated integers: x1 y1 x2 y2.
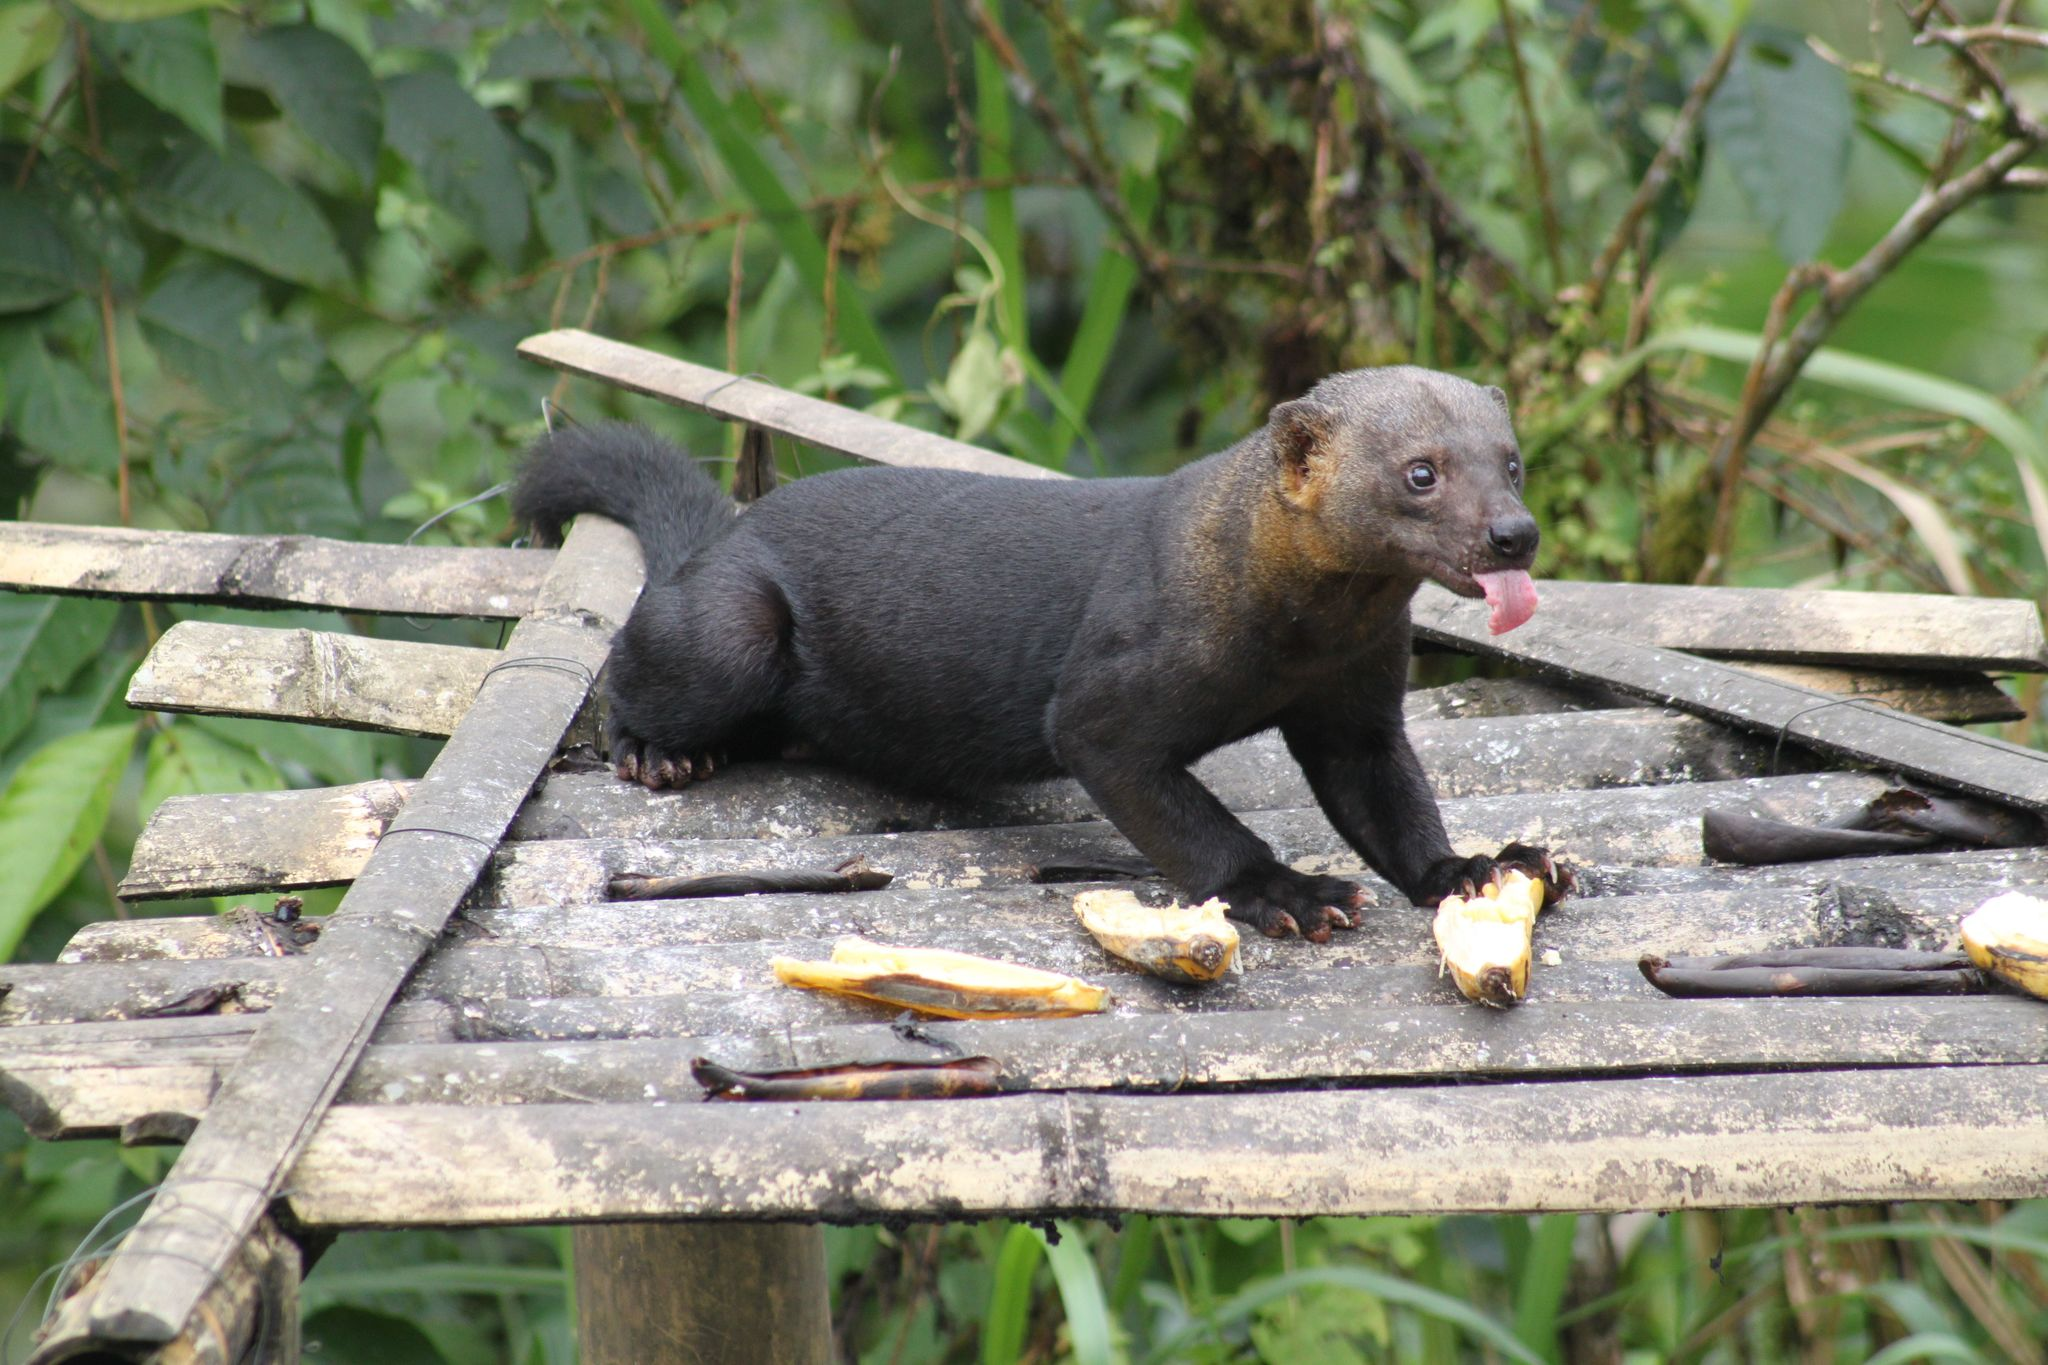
1960 891 2048 1001
1431 869 1547 1007
1072 890 1240 985
771 937 1109 1018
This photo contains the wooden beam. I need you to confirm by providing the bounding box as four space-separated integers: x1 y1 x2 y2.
117 709 1802 900
1412 586 2048 811
0 520 546 619
126 622 495 737
7 996 2044 1142
483 771 1893 908
66 514 644 1352
575 1223 830 1365
1734 664 2020 725
518 328 1063 481
283 1065 2048 1223
1533 581 2047 672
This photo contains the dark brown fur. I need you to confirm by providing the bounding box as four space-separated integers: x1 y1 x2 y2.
514 368 1558 939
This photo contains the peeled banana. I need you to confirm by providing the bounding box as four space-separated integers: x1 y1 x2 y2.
1431 869 1548 1007
1072 889 1240 984
770 937 1110 1018
1960 891 2048 1001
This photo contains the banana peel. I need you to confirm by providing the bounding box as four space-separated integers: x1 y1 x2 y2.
1073 889 1240 984
1960 891 2048 1001
770 938 1109 1018
1432 870 1548 1007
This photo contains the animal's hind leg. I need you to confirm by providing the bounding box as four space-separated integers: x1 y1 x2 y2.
602 560 790 789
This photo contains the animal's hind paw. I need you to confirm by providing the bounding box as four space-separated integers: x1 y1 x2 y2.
609 728 721 790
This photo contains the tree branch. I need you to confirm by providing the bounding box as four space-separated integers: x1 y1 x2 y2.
1498 0 1565 286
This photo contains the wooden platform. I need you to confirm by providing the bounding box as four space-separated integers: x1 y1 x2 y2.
4 330 2047 1360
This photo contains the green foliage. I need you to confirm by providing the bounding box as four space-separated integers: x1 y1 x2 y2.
1704 25 1852 263
0 721 134 959
1 0 2043 1357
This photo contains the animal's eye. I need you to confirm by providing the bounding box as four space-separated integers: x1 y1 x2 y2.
1507 457 1522 483
1406 463 1437 492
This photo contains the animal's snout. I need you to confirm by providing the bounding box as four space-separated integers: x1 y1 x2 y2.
1486 514 1538 563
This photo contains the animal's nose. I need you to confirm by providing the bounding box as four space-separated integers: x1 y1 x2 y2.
1488 515 1538 562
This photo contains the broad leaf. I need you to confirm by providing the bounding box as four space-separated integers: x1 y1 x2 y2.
139 258 274 409
0 190 80 312
1 336 121 475
0 3 64 103
133 139 350 290
0 722 136 962
0 597 121 752
383 70 531 269
141 723 281 825
1705 25 1851 263
99 13 223 148
229 24 382 188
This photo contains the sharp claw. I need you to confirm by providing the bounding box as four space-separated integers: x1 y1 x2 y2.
1263 912 1299 939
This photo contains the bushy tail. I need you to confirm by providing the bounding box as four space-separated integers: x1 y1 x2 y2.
512 422 736 582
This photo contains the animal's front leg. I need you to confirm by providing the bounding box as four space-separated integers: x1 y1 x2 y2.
1282 708 1569 908
1059 732 1365 943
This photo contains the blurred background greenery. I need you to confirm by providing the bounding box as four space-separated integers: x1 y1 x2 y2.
3 0 2045 1360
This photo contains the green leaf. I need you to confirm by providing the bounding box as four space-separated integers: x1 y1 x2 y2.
0 4 64 106
1704 25 1851 262
133 139 350 290
1 335 120 475
0 190 80 312
1511 1215 1577 1363
141 723 281 826
0 722 136 962
138 257 273 409
1039 1223 1121 1365
933 326 1010 444
0 596 120 753
981 1224 1040 1365
99 13 223 148
615 0 900 386
1139 1265 1545 1365
72 0 229 18
230 24 382 189
383 70 531 269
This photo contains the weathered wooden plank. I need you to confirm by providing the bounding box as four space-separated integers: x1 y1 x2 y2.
482 771 1893 907
1413 586 2048 811
1733 664 2021 725
8 996 2044 1142
118 709 1802 900
1534 581 2047 672
69 514 645 1353
126 621 495 737
0 520 548 619
520 328 1063 480
120 780 410 901
284 1065 2048 1223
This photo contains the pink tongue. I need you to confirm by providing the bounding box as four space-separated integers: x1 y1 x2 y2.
1474 570 1538 635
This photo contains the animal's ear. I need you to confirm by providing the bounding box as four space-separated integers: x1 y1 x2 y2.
1484 385 1511 418
1267 398 1336 494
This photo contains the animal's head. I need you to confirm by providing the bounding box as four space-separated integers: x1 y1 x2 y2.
1265 367 1539 634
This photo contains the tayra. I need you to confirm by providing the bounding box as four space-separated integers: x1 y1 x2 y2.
514 368 1558 940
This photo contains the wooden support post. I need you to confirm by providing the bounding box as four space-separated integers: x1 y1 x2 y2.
573 1222 831 1365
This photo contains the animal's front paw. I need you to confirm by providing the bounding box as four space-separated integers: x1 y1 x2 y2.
1213 866 1368 945
1412 844 1574 907
608 724 721 791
